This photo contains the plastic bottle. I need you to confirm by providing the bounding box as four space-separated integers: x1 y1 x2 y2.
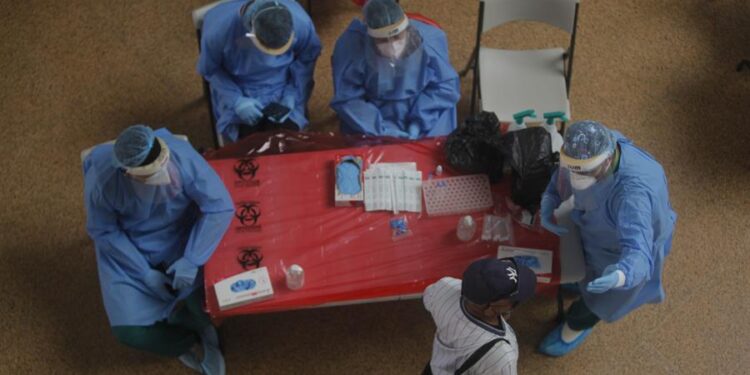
456 215 477 242
285 264 304 290
508 109 536 132
542 111 566 153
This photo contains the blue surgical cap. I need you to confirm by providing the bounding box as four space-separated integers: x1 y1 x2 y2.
114 125 155 168
562 121 615 160
363 0 405 30
243 0 293 49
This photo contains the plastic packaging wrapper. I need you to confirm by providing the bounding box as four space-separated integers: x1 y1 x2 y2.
204 130 560 318
501 127 558 214
444 111 505 183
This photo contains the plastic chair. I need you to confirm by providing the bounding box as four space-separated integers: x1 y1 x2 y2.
468 0 580 122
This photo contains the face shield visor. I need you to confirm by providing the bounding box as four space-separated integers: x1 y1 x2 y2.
241 0 294 56
125 138 173 186
365 22 424 95
555 146 615 200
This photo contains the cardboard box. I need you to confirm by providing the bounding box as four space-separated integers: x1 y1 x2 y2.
214 267 274 311
334 154 365 207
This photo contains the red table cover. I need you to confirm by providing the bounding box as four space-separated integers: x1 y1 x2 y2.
204 132 559 318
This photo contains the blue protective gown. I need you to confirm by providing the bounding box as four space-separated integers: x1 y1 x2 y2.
543 131 677 322
330 19 460 137
83 129 234 326
197 0 321 142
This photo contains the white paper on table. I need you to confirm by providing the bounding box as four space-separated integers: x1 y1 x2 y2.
364 163 421 213
497 246 553 275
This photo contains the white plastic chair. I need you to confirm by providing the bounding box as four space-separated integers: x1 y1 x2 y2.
468 0 580 123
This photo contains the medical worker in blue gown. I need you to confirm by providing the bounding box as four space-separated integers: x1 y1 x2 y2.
198 0 321 142
330 0 460 139
538 121 677 357
83 125 234 374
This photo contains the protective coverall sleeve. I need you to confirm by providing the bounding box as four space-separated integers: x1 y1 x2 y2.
612 189 655 289
406 68 459 134
85 187 152 280
331 62 388 135
180 151 235 267
282 19 321 107
197 26 243 109
542 168 562 207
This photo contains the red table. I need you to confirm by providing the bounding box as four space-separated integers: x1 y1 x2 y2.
204 132 560 319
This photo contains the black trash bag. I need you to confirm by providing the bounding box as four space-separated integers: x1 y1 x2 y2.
444 111 505 182
500 127 559 213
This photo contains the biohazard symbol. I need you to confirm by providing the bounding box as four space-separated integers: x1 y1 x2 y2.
233 158 259 180
237 248 263 270
235 202 261 226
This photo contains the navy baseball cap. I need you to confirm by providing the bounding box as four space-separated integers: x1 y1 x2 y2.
461 258 537 305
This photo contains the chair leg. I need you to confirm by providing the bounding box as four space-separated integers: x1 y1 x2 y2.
556 284 565 323
459 49 477 78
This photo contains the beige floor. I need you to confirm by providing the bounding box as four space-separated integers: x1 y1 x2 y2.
1 0 748 374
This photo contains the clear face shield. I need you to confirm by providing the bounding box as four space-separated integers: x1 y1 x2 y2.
366 20 424 94
555 149 614 200
126 138 175 186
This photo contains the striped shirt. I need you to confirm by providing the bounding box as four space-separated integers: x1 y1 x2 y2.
423 277 518 375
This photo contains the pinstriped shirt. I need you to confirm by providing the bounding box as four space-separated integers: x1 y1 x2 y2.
424 277 518 375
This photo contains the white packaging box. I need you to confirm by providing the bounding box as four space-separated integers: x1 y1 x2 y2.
214 267 274 311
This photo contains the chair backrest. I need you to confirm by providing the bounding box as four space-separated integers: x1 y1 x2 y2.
192 0 231 30
481 0 578 34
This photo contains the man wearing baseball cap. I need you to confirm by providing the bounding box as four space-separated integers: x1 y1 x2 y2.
422 258 537 375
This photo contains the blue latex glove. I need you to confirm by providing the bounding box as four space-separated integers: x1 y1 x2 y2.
407 123 420 140
166 258 198 291
382 126 409 138
234 97 263 125
540 195 568 236
336 159 362 194
586 265 623 294
144 270 174 301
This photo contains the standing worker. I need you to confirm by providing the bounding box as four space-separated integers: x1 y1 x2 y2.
331 0 460 139
198 0 321 142
423 258 537 374
83 125 234 374
538 120 677 356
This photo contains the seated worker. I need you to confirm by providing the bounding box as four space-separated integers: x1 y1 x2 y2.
423 258 537 375
538 121 676 356
198 0 322 142
330 0 460 139
82 125 234 375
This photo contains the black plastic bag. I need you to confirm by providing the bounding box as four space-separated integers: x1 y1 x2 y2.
500 127 558 213
444 112 505 182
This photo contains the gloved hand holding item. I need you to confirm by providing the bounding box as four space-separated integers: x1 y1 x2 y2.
586 264 625 294
540 195 568 236
408 123 420 140
167 258 199 291
144 270 175 301
381 124 409 138
234 97 263 125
